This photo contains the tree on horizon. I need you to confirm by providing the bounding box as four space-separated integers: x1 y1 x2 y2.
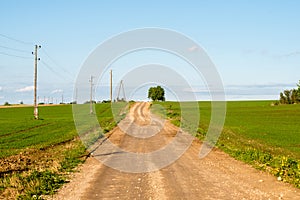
148 86 165 101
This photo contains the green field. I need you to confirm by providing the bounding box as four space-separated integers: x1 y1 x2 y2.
154 101 300 187
0 103 117 199
4 101 298 159
0 104 117 158
1 101 300 197
221 101 300 157
0 105 75 158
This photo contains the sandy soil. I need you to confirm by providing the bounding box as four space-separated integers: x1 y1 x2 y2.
50 102 300 200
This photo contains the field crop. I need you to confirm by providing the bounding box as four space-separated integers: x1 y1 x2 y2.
0 103 118 199
0 105 75 158
154 101 300 188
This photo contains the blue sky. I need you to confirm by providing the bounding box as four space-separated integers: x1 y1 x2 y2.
0 0 300 104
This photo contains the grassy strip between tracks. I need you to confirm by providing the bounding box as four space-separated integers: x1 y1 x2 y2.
0 103 119 199
153 101 300 189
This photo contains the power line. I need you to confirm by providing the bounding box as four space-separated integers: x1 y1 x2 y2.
0 33 33 45
40 60 73 82
41 48 73 74
41 48 62 68
0 44 29 53
40 48 74 79
40 60 58 74
0 51 32 59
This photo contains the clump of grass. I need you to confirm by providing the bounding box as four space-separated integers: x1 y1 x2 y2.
0 140 86 199
222 147 300 188
17 170 66 199
60 141 87 172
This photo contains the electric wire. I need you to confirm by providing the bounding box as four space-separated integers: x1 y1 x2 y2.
0 33 33 59
0 33 33 45
40 60 73 82
0 33 75 102
0 44 29 53
40 48 74 80
0 51 32 59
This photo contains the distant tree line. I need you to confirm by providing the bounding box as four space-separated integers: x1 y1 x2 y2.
279 80 300 104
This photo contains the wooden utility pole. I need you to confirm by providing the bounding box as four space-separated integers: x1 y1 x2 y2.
110 70 112 103
33 45 41 119
89 75 94 114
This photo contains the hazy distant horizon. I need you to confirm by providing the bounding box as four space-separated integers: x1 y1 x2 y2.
1 82 295 105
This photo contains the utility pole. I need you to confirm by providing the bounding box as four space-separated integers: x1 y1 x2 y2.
117 80 126 101
75 87 78 104
89 75 94 114
33 45 41 119
110 70 112 103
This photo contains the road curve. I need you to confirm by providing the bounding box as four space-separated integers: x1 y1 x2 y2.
53 102 300 200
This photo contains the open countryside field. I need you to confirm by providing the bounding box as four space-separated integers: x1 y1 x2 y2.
0 103 116 199
154 101 300 187
1 101 300 198
0 104 117 158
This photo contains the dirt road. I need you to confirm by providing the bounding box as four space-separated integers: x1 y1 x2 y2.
52 102 300 200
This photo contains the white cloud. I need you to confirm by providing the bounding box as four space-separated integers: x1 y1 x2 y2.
16 86 34 92
51 89 63 94
0 96 4 99
0 86 2 91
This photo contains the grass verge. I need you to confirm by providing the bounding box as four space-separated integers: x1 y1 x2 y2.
0 139 86 199
154 101 300 188
0 103 120 199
